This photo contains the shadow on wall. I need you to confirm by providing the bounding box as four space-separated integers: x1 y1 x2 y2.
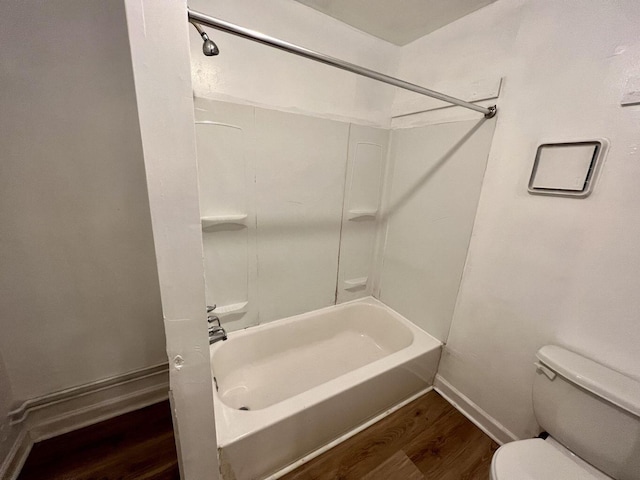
383 118 487 220
377 115 497 343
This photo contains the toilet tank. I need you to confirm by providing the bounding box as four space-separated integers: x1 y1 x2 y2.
533 346 640 480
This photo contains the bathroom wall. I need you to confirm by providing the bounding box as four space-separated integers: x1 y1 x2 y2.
0 0 165 402
253 108 350 322
393 0 640 440
378 118 496 342
188 0 399 126
194 98 388 329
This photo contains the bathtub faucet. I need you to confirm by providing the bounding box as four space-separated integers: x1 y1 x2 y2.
207 305 227 344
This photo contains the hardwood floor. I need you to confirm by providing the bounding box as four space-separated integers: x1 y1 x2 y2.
17 391 497 480
281 390 498 480
18 401 179 480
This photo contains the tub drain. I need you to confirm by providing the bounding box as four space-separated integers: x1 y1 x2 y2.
239 406 250 411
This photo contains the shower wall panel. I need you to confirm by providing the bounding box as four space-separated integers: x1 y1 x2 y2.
194 100 495 341
195 99 358 330
379 118 496 342
337 125 389 303
195 99 258 330
253 108 349 323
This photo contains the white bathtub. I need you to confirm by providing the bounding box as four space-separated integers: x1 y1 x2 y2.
210 296 442 480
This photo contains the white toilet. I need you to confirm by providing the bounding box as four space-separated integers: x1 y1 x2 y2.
491 345 640 480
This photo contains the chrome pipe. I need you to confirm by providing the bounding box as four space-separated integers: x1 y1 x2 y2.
187 8 497 118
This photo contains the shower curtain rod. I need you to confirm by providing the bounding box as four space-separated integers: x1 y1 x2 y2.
187 8 497 118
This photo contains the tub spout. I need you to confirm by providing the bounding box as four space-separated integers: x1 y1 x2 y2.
209 325 227 344
207 305 227 344
209 324 227 344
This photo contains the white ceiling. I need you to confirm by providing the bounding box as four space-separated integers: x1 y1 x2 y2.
295 0 496 46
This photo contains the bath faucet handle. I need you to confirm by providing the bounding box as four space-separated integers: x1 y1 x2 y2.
207 305 217 313
208 324 223 334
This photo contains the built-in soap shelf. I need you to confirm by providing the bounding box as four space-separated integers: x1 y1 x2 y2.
215 301 249 315
347 209 378 221
201 214 248 229
343 277 368 290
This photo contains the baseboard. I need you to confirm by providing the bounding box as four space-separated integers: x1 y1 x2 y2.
0 424 31 480
434 374 517 445
1 363 169 478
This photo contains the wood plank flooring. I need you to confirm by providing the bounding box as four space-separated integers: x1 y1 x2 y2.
281 390 498 480
18 401 179 480
17 391 497 480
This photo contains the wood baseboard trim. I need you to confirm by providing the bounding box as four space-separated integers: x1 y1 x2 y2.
434 374 517 446
1 363 169 479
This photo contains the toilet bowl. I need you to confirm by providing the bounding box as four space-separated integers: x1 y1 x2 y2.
491 437 612 479
490 345 640 480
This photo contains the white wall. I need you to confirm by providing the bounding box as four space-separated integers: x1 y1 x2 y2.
189 0 399 126
253 108 350 322
379 118 496 342
395 0 640 439
0 0 165 401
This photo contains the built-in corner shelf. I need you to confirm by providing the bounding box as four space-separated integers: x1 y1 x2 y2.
215 301 249 315
201 214 248 229
347 209 378 221
343 277 368 290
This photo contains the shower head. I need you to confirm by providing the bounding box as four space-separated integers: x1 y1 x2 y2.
202 37 219 56
190 21 219 56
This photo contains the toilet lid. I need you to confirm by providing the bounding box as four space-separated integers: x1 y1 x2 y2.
491 438 613 480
